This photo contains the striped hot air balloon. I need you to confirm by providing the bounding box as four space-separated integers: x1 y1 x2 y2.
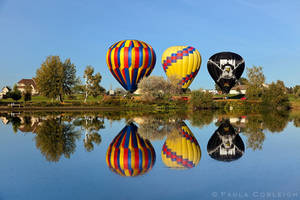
106 40 156 92
162 122 201 169
106 123 156 176
162 46 201 89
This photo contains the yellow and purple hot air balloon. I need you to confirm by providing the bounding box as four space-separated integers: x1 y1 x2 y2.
162 46 201 89
106 123 156 176
106 40 156 92
162 122 201 169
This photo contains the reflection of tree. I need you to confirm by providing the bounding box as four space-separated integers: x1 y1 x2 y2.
262 110 289 133
73 116 104 152
35 118 81 162
242 116 265 151
188 111 214 128
134 117 179 141
293 116 300 128
6 115 21 133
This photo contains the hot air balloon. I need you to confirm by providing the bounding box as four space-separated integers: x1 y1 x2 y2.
106 123 156 176
106 40 156 92
162 122 201 169
207 52 245 94
162 46 201 89
207 120 245 162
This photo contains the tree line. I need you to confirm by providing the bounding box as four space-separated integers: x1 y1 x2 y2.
35 56 105 102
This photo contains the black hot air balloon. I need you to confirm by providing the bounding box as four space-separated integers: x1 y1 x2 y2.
207 52 245 94
207 120 245 162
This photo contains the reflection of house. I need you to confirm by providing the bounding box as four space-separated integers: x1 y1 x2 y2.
18 116 40 133
229 85 248 95
0 86 11 99
17 79 38 95
0 116 9 125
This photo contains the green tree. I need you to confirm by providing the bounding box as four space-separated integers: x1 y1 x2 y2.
245 66 265 100
261 80 290 110
10 84 22 102
189 90 214 110
35 56 77 102
35 118 81 162
62 58 78 96
23 84 32 103
83 66 104 102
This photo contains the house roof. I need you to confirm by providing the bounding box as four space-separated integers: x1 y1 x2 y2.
17 79 37 88
232 85 248 90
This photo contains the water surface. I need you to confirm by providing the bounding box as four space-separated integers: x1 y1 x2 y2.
0 112 299 200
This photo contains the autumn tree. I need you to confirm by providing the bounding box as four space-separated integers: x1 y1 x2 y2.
83 66 104 102
35 56 77 102
137 75 182 101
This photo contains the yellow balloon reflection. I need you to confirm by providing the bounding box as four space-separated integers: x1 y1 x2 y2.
162 122 201 169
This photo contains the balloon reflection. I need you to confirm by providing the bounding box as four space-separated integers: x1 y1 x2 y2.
207 120 245 162
162 121 201 169
106 123 156 176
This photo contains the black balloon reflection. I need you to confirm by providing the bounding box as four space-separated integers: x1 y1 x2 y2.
207 120 245 162
106 123 156 177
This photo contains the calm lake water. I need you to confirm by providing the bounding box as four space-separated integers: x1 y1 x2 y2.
0 111 300 200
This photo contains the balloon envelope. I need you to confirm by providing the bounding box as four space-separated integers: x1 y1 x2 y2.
207 52 245 93
207 120 245 162
106 40 156 92
162 46 201 89
162 122 201 169
106 123 156 176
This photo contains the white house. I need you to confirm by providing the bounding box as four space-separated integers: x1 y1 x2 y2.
17 79 39 95
0 86 11 99
229 85 248 95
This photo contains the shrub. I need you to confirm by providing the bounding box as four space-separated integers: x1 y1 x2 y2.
189 90 214 110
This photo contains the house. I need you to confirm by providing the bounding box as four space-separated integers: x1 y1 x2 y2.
229 85 248 95
17 79 38 95
0 86 11 99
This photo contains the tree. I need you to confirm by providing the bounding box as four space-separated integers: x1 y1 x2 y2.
262 80 290 110
35 56 77 102
237 77 249 85
83 66 104 102
137 76 182 101
293 85 300 97
189 90 214 110
23 84 32 103
62 58 78 96
245 66 265 100
10 84 22 102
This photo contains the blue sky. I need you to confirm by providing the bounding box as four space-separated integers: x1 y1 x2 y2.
0 0 299 90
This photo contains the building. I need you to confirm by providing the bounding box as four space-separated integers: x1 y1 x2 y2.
229 85 248 95
0 86 11 99
17 79 39 95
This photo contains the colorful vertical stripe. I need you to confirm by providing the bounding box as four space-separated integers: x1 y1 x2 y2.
106 40 156 92
106 123 156 176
